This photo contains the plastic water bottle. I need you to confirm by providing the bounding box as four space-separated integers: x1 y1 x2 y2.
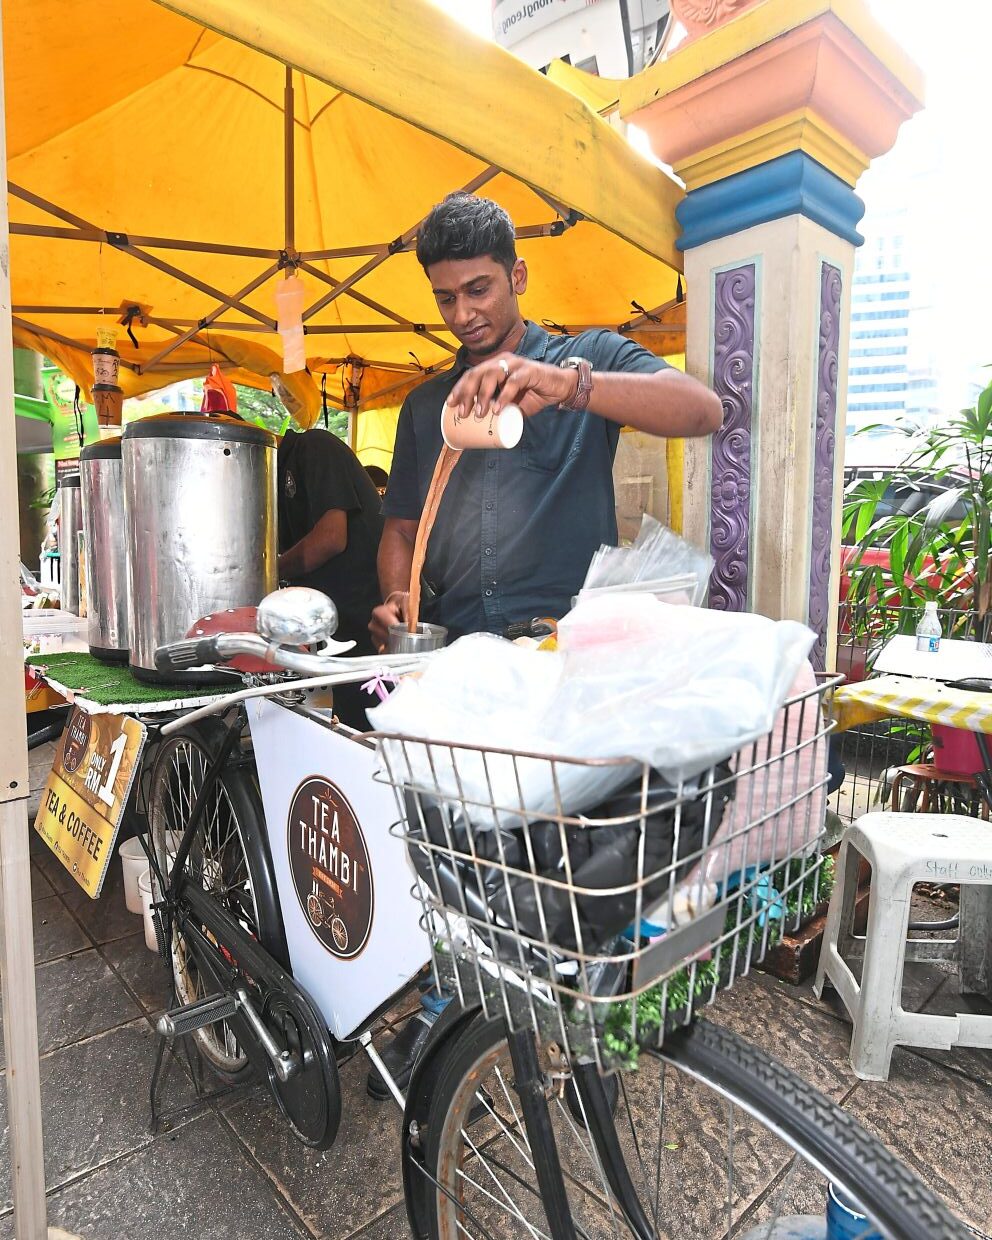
737 1185 880 1240
825 1185 882 1239
915 600 942 653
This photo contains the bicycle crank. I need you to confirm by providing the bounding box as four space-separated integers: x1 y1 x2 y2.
178 884 342 1148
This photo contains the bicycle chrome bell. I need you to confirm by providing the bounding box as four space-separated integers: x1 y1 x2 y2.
257 587 339 648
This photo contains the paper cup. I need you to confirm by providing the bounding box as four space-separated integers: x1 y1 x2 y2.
441 401 523 450
119 835 149 914
95 325 118 350
92 348 120 385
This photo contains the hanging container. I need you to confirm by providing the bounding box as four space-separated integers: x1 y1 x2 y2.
79 437 129 662
58 473 83 616
121 414 277 683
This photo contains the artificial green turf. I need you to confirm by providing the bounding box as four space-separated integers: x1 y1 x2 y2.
26 651 234 706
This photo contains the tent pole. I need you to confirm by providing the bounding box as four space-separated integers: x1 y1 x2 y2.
284 66 295 261
12 318 139 370
0 3 49 1234
8 185 276 329
8 220 281 260
295 261 456 354
14 305 116 315
138 262 281 372
294 322 449 335
356 361 456 411
301 165 500 322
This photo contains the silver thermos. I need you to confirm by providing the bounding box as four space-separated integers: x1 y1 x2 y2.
80 437 129 662
58 473 83 616
121 414 277 683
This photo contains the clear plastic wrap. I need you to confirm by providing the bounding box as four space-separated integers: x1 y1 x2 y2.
578 515 713 607
370 597 816 828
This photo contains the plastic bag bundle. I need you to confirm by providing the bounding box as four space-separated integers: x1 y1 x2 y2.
370 596 817 829
579 515 713 607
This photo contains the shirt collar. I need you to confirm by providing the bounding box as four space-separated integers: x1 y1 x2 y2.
451 320 551 375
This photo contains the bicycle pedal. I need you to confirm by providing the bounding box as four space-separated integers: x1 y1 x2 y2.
157 993 238 1039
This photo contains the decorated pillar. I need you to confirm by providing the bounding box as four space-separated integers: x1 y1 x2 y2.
621 0 924 668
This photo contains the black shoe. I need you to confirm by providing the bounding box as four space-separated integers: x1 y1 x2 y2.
367 1010 436 1101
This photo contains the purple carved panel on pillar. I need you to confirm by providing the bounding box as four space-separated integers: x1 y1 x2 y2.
709 264 756 611
808 262 842 670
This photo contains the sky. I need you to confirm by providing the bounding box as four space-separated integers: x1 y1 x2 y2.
428 0 992 402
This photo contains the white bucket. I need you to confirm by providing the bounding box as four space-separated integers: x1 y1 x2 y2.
137 868 160 953
121 831 185 914
119 835 149 914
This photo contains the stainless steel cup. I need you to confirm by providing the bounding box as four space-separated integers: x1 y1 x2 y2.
387 622 448 653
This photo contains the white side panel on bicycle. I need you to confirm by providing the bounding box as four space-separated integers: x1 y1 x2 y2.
247 698 430 1038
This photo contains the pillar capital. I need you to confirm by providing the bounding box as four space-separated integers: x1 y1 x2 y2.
621 0 924 198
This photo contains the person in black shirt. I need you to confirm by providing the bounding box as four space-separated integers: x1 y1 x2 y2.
364 464 389 497
277 427 383 727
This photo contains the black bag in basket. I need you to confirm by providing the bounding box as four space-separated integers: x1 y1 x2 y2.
405 763 735 958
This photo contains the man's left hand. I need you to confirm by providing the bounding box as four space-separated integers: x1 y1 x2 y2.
445 354 578 420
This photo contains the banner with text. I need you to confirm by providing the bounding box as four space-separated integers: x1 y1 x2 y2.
34 707 147 898
492 0 597 45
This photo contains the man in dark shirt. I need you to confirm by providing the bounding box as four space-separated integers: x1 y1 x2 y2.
364 192 721 1098
369 192 721 649
277 427 383 726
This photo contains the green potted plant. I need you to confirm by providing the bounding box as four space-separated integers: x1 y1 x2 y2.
842 376 992 648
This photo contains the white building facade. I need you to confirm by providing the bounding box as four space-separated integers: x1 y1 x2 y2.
491 0 669 77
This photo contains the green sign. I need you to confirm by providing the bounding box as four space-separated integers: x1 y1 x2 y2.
45 371 100 461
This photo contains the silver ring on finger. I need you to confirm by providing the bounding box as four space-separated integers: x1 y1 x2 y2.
497 358 510 381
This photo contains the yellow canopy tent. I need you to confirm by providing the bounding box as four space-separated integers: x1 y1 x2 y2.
0 6 694 1229
5 0 686 427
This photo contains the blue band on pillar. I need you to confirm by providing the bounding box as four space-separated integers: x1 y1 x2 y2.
675 151 866 251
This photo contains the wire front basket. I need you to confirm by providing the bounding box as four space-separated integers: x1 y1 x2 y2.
374 675 839 1072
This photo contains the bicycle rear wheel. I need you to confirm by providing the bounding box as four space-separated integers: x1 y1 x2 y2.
416 1013 970 1240
148 718 285 1084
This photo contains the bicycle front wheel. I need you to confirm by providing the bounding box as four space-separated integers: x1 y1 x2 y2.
418 1013 969 1240
148 718 285 1084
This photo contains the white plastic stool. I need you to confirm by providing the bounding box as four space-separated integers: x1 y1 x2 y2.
814 812 992 1080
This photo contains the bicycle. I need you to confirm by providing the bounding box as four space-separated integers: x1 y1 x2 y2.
145 588 971 1239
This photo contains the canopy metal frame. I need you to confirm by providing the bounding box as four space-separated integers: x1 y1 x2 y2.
8 65 684 413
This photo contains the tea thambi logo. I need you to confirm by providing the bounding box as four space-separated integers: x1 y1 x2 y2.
286 777 373 959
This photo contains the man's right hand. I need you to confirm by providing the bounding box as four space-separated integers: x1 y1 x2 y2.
370 590 409 653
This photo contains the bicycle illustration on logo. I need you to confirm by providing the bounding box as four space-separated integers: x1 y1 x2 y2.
306 882 348 952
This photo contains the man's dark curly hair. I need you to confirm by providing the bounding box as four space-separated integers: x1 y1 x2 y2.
416 192 517 277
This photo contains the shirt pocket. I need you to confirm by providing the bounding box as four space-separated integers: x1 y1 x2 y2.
519 406 580 474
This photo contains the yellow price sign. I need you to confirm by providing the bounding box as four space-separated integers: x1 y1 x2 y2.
34 707 147 898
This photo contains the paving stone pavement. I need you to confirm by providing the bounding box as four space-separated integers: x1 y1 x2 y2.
1 743 989 1237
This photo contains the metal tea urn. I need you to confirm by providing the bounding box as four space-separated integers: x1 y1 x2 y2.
121 414 278 683
58 473 83 615
79 437 129 662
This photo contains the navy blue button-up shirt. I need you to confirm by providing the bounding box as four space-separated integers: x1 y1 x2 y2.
382 322 670 639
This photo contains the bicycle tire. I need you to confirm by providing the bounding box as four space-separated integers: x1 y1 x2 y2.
417 1012 971 1240
148 718 286 1084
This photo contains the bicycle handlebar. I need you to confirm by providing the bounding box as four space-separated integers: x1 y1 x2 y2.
153 631 440 683
154 631 360 677
154 635 224 674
